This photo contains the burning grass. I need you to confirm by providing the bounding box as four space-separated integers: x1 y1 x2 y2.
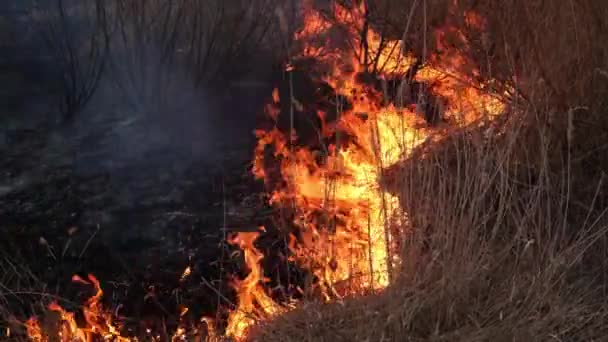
5 0 608 340
249 112 608 341
247 0 608 340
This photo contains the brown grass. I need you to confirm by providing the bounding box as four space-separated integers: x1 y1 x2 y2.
248 0 608 341
3 0 608 340
251 114 608 341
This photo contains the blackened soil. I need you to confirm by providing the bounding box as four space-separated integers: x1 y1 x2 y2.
0 95 276 337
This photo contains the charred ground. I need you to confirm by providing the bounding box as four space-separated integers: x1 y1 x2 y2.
2 0 608 341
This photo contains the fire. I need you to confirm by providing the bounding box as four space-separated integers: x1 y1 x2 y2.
25 318 43 342
180 266 192 282
252 1 505 305
225 230 287 339
24 275 209 341
25 274 130 342
26 2 508 341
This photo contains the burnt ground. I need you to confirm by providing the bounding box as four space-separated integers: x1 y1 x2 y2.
0 95 282 337
0 2 337 335
0 9 282 336
0 98 275 332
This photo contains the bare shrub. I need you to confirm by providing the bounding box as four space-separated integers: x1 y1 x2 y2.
102 0 287 118
31 0 290 120
32 0 110 121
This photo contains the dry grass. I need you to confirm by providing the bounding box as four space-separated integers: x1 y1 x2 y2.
250 114 608 341
250 111 608 341
4 0 608 340
0 255 60 341
248 0 608 341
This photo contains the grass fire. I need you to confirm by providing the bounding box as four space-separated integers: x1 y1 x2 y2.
1 0 608 341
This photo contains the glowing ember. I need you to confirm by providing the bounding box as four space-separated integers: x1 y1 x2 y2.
180 266 192 282
25 318 43 342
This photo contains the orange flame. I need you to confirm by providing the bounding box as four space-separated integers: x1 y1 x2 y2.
27 3 508 341
25 318 43 342
25 274 130 342
225 230 286 340
252 1 506 304
25 274 213 341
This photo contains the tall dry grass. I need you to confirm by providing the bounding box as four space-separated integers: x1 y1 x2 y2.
250 107 608 342
249 0 608 340
4 0 607 340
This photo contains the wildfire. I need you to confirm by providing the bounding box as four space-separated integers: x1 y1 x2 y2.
224 230 288 339
25 2 508 341
24 275 209 341
251 0 505 305
25 274 130 342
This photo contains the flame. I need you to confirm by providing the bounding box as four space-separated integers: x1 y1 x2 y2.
252 0 506 306
25 274 130 342
25 318 43 342
24 274 213 341
26 2 508 341
225 230 286 340
180 266 192 282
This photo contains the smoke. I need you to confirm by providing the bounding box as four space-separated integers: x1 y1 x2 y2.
42 0 282 179
2 0 277 191
63 24 273 179
71 46 216 176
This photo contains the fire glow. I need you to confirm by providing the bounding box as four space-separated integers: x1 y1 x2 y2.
25 275 129 342
232 2 505 338
25 2 507 341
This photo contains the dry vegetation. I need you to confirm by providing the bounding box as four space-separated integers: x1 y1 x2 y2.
30 0 292 120
1 0 290 337
3 0 608 340
249 0 608 341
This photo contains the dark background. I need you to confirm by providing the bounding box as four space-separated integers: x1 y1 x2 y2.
0 0 291 332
